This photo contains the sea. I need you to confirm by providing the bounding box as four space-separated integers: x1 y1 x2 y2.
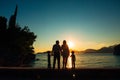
32 53 120 69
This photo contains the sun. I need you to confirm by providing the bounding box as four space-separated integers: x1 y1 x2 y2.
68 41 74 49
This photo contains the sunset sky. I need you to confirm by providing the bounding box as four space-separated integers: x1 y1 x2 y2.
0 0 120 53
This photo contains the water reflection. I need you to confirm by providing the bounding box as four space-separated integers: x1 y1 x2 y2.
113 55 120 67
34 53 120 68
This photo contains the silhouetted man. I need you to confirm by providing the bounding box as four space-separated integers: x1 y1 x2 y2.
52 40 61 69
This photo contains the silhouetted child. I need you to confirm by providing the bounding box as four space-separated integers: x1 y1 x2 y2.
71 51 76 69
47 51 51 69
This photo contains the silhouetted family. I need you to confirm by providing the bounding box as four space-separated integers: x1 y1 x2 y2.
48 40 76 69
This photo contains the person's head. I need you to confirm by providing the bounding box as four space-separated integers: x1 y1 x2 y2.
72 51 74 55
47 51 50 53
56 40 59 45
63 40 66 45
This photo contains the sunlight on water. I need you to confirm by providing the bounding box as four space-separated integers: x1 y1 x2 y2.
67 53 72 68
34 53 120 69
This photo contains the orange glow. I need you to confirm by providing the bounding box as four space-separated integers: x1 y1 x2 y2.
33 37 114 53
68 41 74 49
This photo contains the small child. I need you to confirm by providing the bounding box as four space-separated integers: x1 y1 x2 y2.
71 51 76 69
47 51 51 69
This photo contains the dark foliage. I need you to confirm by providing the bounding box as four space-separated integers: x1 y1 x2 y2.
114 44 120 55
0 7 36 66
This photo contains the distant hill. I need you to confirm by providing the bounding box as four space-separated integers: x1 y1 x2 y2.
81 49 97 53
81 45 116 53
36 44 118 54
113 44 120 55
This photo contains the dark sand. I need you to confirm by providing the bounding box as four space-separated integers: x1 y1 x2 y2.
0 67 120 80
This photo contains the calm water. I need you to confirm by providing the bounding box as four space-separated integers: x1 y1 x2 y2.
33 53 120 68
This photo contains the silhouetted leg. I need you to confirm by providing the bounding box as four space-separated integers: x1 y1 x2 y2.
64 58 66 68
53 56 56 69
72 62 73 69
63 61 64 69
57 55 60 69
72 62 74 69
65 57 68 68
48 63 51 69
48 58 51 69
48 52 51 68
62 60 64 68
74 62 75 69
62 57 65 69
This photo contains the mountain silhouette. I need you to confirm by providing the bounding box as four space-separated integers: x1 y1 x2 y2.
81 45 116 53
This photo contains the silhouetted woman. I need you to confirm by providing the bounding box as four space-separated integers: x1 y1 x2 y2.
61 40 70 69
